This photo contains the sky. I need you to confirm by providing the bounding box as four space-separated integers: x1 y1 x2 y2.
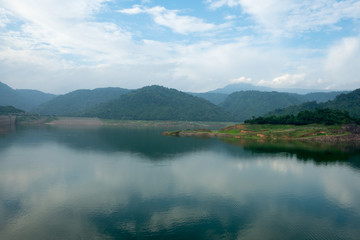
0 0 360 94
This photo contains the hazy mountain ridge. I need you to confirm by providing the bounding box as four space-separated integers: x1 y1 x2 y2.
268 89 360 119
210 82 345 95
1 81 357 123
34 87 130 116
188 92 228 105
0 82 56 111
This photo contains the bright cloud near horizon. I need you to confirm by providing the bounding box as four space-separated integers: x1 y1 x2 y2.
0 0 359 94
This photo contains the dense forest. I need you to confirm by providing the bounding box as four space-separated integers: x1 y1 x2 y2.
245 108 358 125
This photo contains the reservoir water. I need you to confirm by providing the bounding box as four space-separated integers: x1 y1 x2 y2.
0 126 359 239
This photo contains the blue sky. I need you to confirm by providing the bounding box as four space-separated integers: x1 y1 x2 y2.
0 0 359 94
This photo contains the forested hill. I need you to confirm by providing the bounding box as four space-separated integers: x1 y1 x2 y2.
0 82 56 111
83 85 233 121
269 88 360 118
220 91 303 121
34 87 130 116
0 106 25 115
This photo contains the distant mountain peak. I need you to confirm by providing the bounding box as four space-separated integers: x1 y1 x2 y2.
210 82 337 95
0 81 56 111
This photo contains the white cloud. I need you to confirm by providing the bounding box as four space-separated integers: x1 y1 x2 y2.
230 76 252 83
169 39 291 92
118 5 218 34
325 37 360 71
224 15 237 20
0 0 136 64
207 0 360 36
323 36 360 90
1 0 110 21
117 5 144 15
0 0 359 93
272 73 306 85
207 0 242 9
258 73 306 87
0 7 11 27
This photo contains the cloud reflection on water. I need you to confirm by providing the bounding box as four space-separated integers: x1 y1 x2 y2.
0 128 359 239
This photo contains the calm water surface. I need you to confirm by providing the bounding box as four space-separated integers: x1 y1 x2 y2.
0 126 359 240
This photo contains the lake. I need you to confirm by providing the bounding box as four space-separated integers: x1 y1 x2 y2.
0 125 359 240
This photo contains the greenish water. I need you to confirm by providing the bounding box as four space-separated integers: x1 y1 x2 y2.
0 126 359 240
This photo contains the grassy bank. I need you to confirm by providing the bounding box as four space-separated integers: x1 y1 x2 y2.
162 124 360 143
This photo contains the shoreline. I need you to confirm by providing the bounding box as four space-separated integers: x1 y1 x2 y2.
162 124 360 143
15 116 236 129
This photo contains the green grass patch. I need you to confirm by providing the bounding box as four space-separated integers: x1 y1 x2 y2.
165 123 353 141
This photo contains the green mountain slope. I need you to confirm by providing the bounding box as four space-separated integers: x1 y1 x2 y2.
35 87 130 116
221 91 303 121
269 89 360 118
0 82 56 111
84 85 233 121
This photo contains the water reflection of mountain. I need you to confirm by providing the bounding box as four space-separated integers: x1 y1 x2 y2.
221 139 360 170
1 127 360 168
4 126 223 160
